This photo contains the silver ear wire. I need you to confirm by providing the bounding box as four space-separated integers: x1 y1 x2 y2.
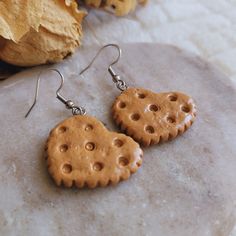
25 68 86 118
79 44 128 91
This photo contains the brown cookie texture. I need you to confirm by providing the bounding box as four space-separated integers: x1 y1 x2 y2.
82 0 147 16
112 87 197 147
45 115 143 188
104 0 137 16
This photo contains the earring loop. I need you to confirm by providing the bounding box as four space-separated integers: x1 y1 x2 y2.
79 44 128 91
79 44 121 74
25 68 86 118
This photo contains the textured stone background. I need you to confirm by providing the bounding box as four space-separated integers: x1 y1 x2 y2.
0 1 236 235
0 44 235 236
83 2 236 234
83 0 236 84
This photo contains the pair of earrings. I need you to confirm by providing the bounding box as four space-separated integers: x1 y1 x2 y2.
25 44 196 189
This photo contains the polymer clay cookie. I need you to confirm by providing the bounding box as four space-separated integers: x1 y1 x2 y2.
105 0 137 16
82 0 147 16
112 87 197 147
46 115 143 188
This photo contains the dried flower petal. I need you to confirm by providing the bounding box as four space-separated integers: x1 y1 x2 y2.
0 0 86 66
0 0 43 42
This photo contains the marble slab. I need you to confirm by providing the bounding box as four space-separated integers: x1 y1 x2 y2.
0 43 235 236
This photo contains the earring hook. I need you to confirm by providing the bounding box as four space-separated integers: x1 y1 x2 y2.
79 44 128 91
79 44 121 75
25 68 86 118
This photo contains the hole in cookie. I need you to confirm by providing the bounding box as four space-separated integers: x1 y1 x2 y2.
149 104 160 112
130 113 140 121
166 115 176 124
119 156 129 166
168 94 178 101
145 125 155 134
85 142 95 151
58 126 67 133
62 163 72 174
118 101 126 109
137 93 146 99
93 162 104 171
181 105 191 113
60 144 68 152
111 4 116 9
85 124 93 131
113 138 124 147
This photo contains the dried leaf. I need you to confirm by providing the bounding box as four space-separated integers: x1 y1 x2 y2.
0 0 43 42
0 0 86 66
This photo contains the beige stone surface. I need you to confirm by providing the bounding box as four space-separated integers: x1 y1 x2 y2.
0 43 236 235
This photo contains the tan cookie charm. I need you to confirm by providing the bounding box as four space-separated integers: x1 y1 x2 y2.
25 69 143 188
82 0 148 16
79 44 197 147
112 87 196 146
46 115 143 188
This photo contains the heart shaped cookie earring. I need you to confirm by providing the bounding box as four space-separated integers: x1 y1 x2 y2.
80 44 197 147
25 69 143 188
